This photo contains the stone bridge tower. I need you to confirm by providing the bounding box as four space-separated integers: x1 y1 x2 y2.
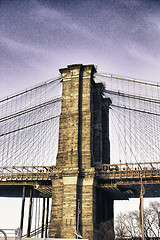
49 64 112 240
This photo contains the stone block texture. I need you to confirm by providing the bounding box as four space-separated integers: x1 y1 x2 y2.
49 64 112 240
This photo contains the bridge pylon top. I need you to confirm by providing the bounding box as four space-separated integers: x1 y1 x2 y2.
56 64 110 171
59 63 96 72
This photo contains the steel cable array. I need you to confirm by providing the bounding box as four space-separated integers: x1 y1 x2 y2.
0 77 62 167
95 73 160 164
0 72 159 167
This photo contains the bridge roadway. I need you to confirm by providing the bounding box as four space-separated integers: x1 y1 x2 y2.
0 162 159 199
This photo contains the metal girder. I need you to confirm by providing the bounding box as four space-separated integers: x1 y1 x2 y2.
97 185 135 200
99 182 160 198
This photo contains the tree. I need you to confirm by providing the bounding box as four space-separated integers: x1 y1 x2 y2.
94 220 115 240
143 201 160 238
115 201 160 239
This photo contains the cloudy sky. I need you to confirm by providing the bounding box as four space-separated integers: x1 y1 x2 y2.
1 0 160 98
0 0 160 230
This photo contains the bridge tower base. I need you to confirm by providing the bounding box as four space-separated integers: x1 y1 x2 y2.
49 64 113 240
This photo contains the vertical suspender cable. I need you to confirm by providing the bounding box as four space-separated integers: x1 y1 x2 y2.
45 197 50 238
20 186 26 234
41 197 45 238
27 188 33 237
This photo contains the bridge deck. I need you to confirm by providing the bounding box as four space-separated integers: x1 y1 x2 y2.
0 163 159 199
96 162 160 181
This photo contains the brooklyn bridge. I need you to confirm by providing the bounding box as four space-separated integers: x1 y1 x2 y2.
0 64 159 239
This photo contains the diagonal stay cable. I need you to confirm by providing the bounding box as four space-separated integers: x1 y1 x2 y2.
110 104 160 117
0 77 62 103
110 108 139 164
0 115 60 137
103 89 160 104
111 107 158 163
95 73 160 87
0 97 62 123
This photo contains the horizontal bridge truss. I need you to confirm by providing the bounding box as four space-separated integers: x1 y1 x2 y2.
0 162 159 198
95 162 160 181
0 162 159 181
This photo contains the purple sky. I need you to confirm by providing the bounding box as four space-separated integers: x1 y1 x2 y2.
0 0 160 230
1 0 160 98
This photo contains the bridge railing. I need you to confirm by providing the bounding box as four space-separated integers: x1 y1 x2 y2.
0 166 56 181
95 162 160 180
0 162 160 181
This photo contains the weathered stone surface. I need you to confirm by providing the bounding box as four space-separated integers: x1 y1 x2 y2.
49 64 112 240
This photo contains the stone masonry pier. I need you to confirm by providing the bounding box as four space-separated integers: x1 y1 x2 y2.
49 64 112 240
